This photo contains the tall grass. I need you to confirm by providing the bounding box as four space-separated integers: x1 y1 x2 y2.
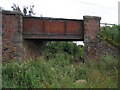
2 55 118 88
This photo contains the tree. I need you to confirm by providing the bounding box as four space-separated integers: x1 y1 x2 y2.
28 5 36 16
11 4 21 12
11 4 35 16
23 6 28 16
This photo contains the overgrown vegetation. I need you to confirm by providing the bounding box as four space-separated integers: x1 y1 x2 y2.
2 55 118 88
100 25 120 48
2 41 118 88
2 25 119 88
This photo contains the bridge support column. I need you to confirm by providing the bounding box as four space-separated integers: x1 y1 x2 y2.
1 11 24 62
83 16 101 61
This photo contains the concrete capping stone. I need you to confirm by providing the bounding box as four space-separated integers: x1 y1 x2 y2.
83 16 101 20
2 10 23 15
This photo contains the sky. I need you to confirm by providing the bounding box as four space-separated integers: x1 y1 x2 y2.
0 0 119 45
0 0 119 24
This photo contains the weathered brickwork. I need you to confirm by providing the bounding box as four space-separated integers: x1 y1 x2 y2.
83 16 101 61
2 11 24 61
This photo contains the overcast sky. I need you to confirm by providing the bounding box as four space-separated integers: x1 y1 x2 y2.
0 0 119 24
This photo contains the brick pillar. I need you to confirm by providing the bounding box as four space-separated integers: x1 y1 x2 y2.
2 11 24 61
83 16 101 61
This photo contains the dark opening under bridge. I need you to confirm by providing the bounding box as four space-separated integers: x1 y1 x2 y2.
0 11 101 61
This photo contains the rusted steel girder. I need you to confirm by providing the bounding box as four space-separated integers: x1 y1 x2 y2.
23 17 84 40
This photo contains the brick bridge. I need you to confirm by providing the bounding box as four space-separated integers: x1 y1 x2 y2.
0 11 101 61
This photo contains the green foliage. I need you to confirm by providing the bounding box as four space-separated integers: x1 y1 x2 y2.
100 25 120 48
43 41 84 62
2 55 118 88
2 59 47 88
74 55 118 88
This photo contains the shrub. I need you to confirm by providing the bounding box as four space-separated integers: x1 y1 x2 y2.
43 41 84 62
100 25 120 48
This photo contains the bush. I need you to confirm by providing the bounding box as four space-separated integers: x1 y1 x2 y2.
43 41 84 62
2 59 51 88
100 25 120 48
